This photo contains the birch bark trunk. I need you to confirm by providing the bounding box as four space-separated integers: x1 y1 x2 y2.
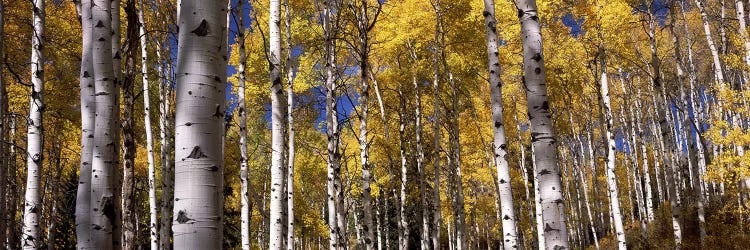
397 85 409 250
156 35 174 250
172 0 229 248
269 0 287 247
236 0 250 249
284 0 296 248
597 48 626 249
90 0 119 248
22 0 44 248
323 0 342 248
136 1 159 248
482 0 518 247
356 1 375 248
76 0 95 248
516 0 569 248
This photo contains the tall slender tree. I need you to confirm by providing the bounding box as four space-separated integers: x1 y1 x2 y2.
481 0 518 248
136 0 159 248
269 0 287 247
236 0 251 249
284 0 296 249
22 0 45 248
516 0 569 248
172 0 229 248
75 0 95 248
597 47 626 249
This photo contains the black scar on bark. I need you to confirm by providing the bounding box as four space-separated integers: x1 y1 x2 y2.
213 105 224 118
538 169 552 175
95 20 105 27
544 223 559 232
176 210 192 224
534 67 541 74
83 71 91 78
102 195 116 224
517 8 523 18
483 10 491 17
191 19 210 36
532 53 542 62
187 146 207 159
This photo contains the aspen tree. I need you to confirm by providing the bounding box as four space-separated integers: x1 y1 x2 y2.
75 0 95 248
481 0 518 248
236 0 251 248
516 0 569 248
136 0 159 248
269 0 287 246
90 0 119 248
22 0 45 248
172 0 229 248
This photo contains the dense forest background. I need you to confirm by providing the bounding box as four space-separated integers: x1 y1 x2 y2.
0 0 749 249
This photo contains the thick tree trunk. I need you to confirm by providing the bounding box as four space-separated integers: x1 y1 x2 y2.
597 49 626 249
482 0 518 248
76 0 95 248
22 0 44 248
172 0 229 248
136 0 159 248
516 0 569 248
269 0 287 247
90 0 119 248
121 1 140 248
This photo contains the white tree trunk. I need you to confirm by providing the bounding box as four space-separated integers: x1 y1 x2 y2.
235 0 250 249
269 0 287 247
695 0 726 87
531 146 545 249
90 0 119 248
76 0 95 248
136 1 159 248
482 0 518 248
172 0 229 248
155 35 174 250
598 49 626 249
22 1 44 248
569 114 598 250
398 86 409 250
516 0 569 248
284 0 296 248
322 0 342 248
